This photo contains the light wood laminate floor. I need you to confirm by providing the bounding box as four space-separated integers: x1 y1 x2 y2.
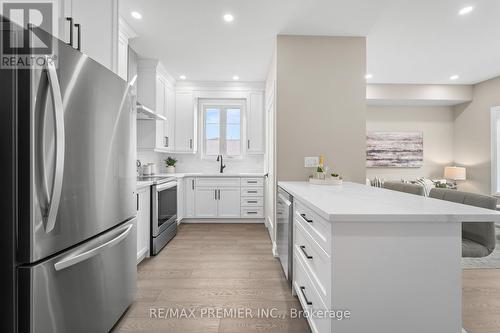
463 269 500 333
113 223 311 333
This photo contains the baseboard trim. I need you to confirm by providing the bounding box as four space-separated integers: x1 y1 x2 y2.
136 248 149 265
181 218 265 224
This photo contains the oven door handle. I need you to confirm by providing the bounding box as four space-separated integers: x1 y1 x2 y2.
156 181 177 191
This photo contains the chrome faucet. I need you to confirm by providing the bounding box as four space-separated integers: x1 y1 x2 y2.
217 155 226 173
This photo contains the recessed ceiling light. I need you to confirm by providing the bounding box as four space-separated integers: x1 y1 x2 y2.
365 73 373 80
223 13 234 22
459 6 474 15
232 75 239 81
179 75 186 80
450 75 459 80
131 11 142 20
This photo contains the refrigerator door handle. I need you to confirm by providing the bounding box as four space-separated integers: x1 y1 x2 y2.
44 57 66 233
54 223 133 271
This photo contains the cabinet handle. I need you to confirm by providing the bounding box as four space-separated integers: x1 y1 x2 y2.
299 287 313 306
247 139 250 149
300 213 313 223
247 211 258 215
217 189 220 200
247 200 258 204
300 246 313 259
247 190 258 194
66 17 73 46
189 139 193 149
214 189 217 200
247 181 258 184
164 136 169 147
74 23 81 51
192 179 194 190
136 194 139 211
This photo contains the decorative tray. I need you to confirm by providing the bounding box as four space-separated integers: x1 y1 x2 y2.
309 178 343 185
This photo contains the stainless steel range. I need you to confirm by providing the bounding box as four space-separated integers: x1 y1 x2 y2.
139 176 178 255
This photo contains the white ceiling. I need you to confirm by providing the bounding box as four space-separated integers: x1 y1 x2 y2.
120 0 500 85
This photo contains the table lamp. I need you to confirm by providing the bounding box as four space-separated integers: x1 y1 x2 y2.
444 166 466 189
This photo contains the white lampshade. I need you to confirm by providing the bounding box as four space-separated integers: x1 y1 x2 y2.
444 166 466 180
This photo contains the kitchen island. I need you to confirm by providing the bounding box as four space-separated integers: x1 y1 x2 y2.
278 181 500 333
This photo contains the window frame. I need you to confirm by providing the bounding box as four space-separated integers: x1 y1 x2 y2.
491 106 500 195
199 99 246 159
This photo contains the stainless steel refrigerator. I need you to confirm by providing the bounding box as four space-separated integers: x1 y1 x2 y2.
1 19 137 333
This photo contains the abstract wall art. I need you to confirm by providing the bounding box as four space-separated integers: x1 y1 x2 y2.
366 132 423 168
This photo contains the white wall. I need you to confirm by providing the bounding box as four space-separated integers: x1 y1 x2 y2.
453 76 500 194
276 36 367 183
366 105 455 180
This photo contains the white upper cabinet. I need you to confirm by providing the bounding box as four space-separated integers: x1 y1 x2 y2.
174 91 197 153
247 92 265 154
117 18 137 81
136 60 175 152
164 86 176 151
155 75 166 149
59 0 119 71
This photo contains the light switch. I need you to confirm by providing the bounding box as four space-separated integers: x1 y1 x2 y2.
304 156 319 168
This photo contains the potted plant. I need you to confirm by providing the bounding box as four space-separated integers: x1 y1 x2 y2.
164 157 177 174
331 173 340 180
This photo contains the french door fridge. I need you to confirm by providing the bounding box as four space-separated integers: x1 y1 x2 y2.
1 20 137 333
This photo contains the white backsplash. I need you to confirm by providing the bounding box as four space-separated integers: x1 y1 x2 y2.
137 151 264 174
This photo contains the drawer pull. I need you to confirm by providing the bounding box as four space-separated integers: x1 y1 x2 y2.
247 181 258 184
247 190 258 194
299 246 313 259
299 286 313 306
247 200 258 204
300 213 313 223
247 211 258 214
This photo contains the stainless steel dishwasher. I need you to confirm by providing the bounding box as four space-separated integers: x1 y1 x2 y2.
276 186 293 285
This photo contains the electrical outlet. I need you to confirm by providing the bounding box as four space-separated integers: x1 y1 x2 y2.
304 156 319 168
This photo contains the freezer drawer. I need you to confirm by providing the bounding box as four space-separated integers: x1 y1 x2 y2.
18 219 137 333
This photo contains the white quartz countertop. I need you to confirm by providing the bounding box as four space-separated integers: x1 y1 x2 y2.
137 172 266 189
278 181 500 223
157 172 266 178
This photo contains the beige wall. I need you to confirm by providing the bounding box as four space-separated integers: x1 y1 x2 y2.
453 76 500 194
276 36 366 183
366 106 455 180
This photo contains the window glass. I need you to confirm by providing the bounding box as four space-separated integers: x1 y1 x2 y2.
202 104 243 157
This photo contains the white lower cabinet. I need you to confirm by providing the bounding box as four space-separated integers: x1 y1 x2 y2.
293 198 333 333
184 177 265 220
218 188 241 218
184 177 196 218
194 188 219 218
136 187 150 263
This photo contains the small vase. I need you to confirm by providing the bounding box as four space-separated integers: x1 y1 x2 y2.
166 166 176 174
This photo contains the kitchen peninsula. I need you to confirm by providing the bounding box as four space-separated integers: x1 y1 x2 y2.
278 181 500 333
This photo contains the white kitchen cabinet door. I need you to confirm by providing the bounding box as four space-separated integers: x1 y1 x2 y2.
136 188 150 263
184 178 196 218
174 91 196 153
247 92 264 154
117 33 128 80
155 76 166 149
164 86 176 150
177 179 184 222
69 0 118 71
218 188 241 218
194 188 218 218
